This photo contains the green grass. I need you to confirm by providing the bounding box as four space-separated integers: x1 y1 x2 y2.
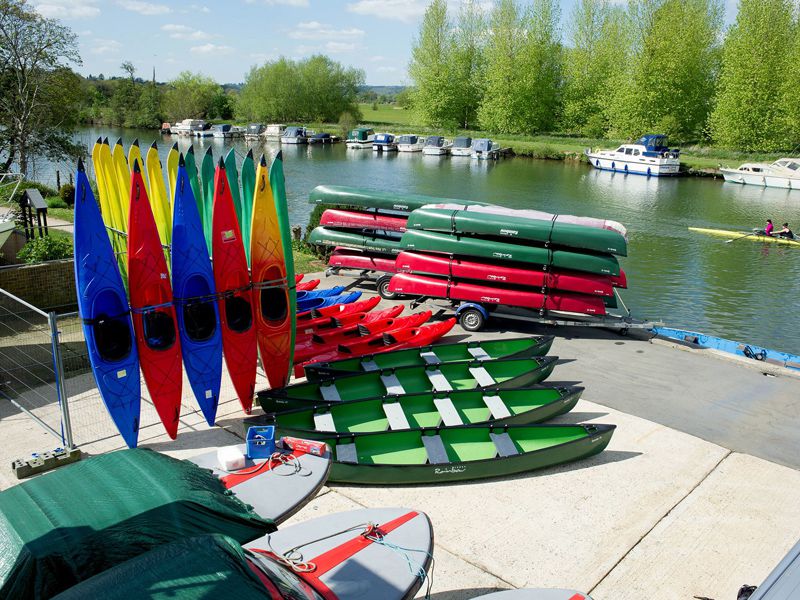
45 204 75 223
293 246 325 275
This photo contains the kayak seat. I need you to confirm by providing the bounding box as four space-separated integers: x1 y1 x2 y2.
143 310 176 350
313 411 336 432
183 300 216 342
319 382 342 402
469 366 496 388
467 346 491 361
424 368 453 392
483 394 512 420
419 350 441 365
94 314 132 362
383 402 411 430
260 286 288 323
336 441 358 464
490 432 520 457
422 435 449 465
433 397 463 427
225 296 253 333
380 372 406 395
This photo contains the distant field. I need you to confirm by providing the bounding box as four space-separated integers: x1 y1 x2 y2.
358 103 417 127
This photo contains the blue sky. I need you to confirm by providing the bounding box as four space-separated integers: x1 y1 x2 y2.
31 0 740 86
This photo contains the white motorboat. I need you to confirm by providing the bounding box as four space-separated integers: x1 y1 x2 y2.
720 162 774 186
245 123 265 140
471 138 501 160
721 158 800 189
345 127 374 149
281 126 309 144
422 135 452 156
396 134 425 152
212 124 234 138
450 136 473 157
172 119 206 136
585 134 680 176
372 133 397 153
264 124 286 140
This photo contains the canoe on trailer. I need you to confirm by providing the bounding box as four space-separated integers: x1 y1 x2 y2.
396 251 622 296
401 229 620 276
304 335 555 379
321 208 408 232
389 273 607 315
309 226 403 253
309 423 615 484
407 207 627 256
260 386 584 437
258 356 558 413
309 183 483 213
688 226 800 247
329 247 399 273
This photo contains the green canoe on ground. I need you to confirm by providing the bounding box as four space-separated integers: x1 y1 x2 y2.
309 185 484 213
407 207 627 256
312 423 616 484
258 356 559 413
259 386 583 438
304 335 555 380
309 226 403 254
401 229 620 276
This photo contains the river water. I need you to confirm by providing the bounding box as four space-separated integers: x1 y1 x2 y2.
59 127 800 355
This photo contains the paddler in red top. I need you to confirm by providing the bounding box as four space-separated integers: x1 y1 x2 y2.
764 219 774 236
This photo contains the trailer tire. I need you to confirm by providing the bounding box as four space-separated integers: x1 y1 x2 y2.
377 275 398 299
459 307 485 332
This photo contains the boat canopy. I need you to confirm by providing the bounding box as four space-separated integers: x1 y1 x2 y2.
473 138 493 152
775 159 800 171
397 135 418 144
283 126 305 137
247 123 265 134
213 124 232 132
349 127 374 141
374 133 394 143
453 136 472 148
312 132 332 139
634 134 670 153
425 136 444 147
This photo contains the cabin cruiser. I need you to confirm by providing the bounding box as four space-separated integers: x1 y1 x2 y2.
172 119 206 136
721 158 800 190
281 126 309 144
264 124 286 140
585 134 681 176
450 136 473 157
245 123 265 140
396 134 425 152
346 127 375 149
372 133 397 153
422 135 451 156
471 138 501 160
309 132 340 144
212 124 234 138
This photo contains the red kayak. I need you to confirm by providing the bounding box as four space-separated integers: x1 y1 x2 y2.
296 279 320 291
296 305 404 340
295 274 304 284
388 272 607 315
296 295 381 321
127 163 182 438
212 160 258 413
395 251 617 297
328 248 398 273
321 209 407 232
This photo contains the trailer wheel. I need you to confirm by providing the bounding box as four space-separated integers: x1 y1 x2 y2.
377 275 397 299
459 307 485 332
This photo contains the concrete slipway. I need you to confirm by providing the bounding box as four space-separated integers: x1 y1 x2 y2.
2 271 800 599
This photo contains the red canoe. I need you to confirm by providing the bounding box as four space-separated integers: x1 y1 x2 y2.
212 160 258 413
388 272 607 315
296 295 381 322
296 279 320 291
329 247 398 273
395 251 618 297
127 164 182 438
321 209 407 232
296 305 404 341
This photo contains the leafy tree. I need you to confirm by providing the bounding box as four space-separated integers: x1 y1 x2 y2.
710 0 796 150
395 87 414 109
208 90 234 120
134 82 162 128
162 71 219 121
0 0 83 175
110 63 141 127
449 0 486 129
520 0 562 132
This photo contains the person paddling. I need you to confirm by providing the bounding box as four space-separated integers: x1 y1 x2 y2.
764 219 774 236
775 222 794 239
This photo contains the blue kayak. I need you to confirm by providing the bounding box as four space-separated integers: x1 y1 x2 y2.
73 160 141 448
172 157 223 426
295 285 345 301
296 291 362 313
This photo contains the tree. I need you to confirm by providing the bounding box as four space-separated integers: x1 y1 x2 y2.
520 0 562 132
710 0 796 150
162 71 220 120
120 61 136 81
408 0 454 127
449 0 486 129
133 81 162 128
0 0 83 175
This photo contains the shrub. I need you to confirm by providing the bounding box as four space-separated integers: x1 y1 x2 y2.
59 183 76 207
47 196 69 209
16 235 74 264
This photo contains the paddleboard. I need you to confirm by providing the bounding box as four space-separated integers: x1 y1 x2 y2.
240 149 256 265
145 142 172 245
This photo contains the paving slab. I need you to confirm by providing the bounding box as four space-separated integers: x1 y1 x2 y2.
591 452 800 600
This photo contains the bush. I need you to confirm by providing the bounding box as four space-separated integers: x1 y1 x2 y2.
0 180 57 205
47 196 69 209
59 183 76 207
16 235 74 264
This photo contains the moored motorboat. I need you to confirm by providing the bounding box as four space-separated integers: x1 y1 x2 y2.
450 136 473 157
264 123 286 140
281 126 308 144
373 132 398 152
585 134 681 176
212 124 234 138
397 134 425 152
345 127 375 149
471 138 501 160
244 123 265 139
721 158 800 189
309 132 340 144
422 135 452 155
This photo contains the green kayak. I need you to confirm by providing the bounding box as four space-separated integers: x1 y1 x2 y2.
310 423 616 484
259 386 583 439
401 229 620 276
304 336 555 381
258 356 558 413
309 226 403 254
309 185 484 213
407 207 627 256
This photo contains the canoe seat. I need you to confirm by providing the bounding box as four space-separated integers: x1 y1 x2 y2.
490 432 519 457
313 411 336 432
336 442 358 464
467 346 491 360
483 394 511 420
425 368 453 392
419 350 441 365
422 435 449 465
383 402 411 430
319 382 342 402
359 358 380 371
380 372 406 395
433 397 463 426
469 366 496 388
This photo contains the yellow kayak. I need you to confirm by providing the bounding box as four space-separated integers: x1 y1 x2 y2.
689 227 800 247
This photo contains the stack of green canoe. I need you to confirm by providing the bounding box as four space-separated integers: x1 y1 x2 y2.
309 185 484 213
308 226 403 254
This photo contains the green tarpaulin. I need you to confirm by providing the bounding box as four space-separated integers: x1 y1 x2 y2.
0 449 275 600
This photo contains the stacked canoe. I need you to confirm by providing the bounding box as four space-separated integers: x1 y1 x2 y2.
308 185 629 317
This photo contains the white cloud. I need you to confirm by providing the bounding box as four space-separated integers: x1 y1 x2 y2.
91 38 122 55
325 41 358 53
190 3 211 12
161 23 214 40
247 0 309 5
117 0 171 15
190 43 234 55
346 0 427 22
33 0 100 19
289 21 365 40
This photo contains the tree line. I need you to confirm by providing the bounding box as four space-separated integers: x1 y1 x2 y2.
409 0 800 152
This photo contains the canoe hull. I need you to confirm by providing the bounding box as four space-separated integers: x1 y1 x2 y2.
321 208 407 232
310 226 403 254
329 248 398 273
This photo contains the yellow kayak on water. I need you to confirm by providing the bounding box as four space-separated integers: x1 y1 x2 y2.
689 227 800 247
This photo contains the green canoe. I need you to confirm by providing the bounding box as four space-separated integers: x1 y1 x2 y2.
401 229 620 276
407 207 627 256
258 356 558 413
309 226 403 253
304 336 555 380
309 185 484 213
260 386 583 439
311 423 616 484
